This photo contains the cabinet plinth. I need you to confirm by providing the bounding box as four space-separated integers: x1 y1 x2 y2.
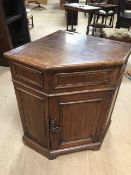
4 31 131 159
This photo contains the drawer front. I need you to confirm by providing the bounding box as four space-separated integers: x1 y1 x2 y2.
53 68 120 90
10 62 44 88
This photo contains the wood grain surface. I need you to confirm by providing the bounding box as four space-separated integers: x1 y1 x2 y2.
4 31 131 70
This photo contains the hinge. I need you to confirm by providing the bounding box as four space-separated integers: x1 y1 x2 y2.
49 119 60 133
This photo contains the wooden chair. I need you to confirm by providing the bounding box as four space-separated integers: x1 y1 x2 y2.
85 0 115 27
116 0 131 29
86 0 117 36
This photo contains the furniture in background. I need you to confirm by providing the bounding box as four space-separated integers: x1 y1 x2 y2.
60 0 66 9
66 0 79 26
5 30 131 160
95 0 115 27
0 0 30 66
85 0 108 18
96 9 114 27
85 0 115 24
86 3 117 36
63 3 100 32
102 28 131 81
26 8 34 29
102 28 131 42
125 0 131 10
28 0 47 9
116 0 131 29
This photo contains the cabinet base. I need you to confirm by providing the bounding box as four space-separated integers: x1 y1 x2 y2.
23 120 111 160
23 136 102 160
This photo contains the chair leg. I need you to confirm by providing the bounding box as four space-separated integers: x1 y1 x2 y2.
111 15 114 28
86 26 90 35
91 26 94 36
96 15 99 23
84 0 88 16
102 16 105 24
100 28 103 38
31 15 34 28
109 16 112 26
108 15 114 27
92 14 96 36
86 13 93 35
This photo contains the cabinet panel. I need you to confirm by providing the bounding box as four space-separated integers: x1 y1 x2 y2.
12 62 44 88
49 91 113 150
15 87 47 147
60 98 101 143
54 69 118 89
46 66 121 94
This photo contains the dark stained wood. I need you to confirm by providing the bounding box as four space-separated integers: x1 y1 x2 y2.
0 0 30 66
125 0 131 9
49 90 114 150
63 3 101 13
116 0 131 28
88 3 118 9
0 1 13 66
4 31 131 70
63 3 101 31
4 31 131 159
65 0 79 26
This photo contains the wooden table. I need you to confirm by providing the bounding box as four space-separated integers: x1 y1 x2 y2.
88 3 118 10
4 30 131 160
63 3 101 32
64 0 79 25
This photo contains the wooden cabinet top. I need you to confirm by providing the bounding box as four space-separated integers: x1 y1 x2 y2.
4 30 131 70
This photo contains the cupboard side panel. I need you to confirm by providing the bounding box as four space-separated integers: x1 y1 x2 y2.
14 85 48 147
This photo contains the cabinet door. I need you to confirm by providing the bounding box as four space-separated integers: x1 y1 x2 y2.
15 85 49 148
49 91 113 150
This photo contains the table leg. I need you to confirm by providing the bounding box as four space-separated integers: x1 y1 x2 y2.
66 10 69 31
110 14 114 27
84 0 88 16
71 11 75 31
66 10 76 32
86 13 93 35
92 13 96 36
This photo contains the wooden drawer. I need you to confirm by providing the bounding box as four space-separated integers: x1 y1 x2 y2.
10 62 44 88
53 68 120 90
10 62 121 93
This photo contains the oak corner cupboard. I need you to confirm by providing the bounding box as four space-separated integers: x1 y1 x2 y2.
4 30 131 159
0 0 30 66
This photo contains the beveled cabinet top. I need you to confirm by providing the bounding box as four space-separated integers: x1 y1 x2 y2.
4 30 131 70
